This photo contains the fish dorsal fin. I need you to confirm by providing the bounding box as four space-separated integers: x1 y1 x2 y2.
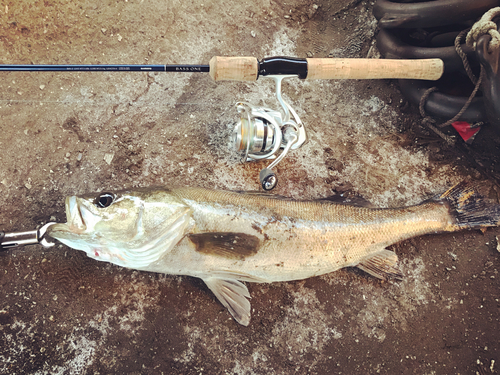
188 232 260 260
315 194 375 208
235 190 374 206
203 277 251 326
357 249 403 280
233 191 294 200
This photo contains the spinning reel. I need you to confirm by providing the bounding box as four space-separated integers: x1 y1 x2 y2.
231 75 307 190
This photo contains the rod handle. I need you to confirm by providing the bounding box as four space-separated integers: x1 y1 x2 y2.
209 56 258 81
306 58 443 80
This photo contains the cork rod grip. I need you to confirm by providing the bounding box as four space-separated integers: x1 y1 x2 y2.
306 58 443 80
209 56 259 81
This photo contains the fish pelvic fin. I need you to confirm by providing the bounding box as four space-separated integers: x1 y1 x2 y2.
438 181 500 229
203 277 251 326
357 249 403 281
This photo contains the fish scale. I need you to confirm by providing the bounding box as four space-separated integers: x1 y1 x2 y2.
166 189 451 275
48 182 500 326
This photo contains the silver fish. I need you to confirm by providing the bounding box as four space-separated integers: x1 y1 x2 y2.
48 182 500 325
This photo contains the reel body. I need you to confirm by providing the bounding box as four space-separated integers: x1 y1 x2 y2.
231 75 307 190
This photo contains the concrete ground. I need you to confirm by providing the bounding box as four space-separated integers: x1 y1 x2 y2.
0 0 499 374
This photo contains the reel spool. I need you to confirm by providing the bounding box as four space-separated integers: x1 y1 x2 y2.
231 75 307 190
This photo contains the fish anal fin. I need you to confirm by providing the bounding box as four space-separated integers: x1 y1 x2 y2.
188 232 260 260
357 249 403 281
203 277 251 326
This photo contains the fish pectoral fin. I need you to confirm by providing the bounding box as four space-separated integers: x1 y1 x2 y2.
211 270 269 283
357 249 403 281
187 232 260 260
203 277 251 326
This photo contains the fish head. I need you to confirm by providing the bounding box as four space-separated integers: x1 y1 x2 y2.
48 188 192 268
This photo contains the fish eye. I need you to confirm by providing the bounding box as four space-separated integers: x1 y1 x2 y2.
95 192 115 208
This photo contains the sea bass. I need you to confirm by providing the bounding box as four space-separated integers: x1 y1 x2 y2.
48 182 500 325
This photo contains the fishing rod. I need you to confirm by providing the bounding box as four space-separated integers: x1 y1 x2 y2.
1 55 444 190
0 56 443 80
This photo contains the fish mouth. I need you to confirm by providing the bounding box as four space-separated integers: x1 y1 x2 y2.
66 196 87 233
47 196 87 238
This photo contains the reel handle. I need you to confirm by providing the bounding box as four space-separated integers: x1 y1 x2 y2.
259 168 277 191
209 56 443 81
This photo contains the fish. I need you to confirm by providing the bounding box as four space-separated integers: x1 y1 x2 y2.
47 181 500 326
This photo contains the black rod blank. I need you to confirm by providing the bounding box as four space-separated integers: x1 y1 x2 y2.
0 64 210 72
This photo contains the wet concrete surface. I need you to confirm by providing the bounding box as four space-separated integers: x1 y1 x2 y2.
1 0 500 374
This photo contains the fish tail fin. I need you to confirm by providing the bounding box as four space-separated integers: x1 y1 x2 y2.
439 181 500 229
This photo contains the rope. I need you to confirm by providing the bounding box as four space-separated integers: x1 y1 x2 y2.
421 117 456 145
418 7 500 143
418 86 454 144
466 7 500 53
436 67 484 129
455 28 477 84
418 56 484 144
418 87 438 118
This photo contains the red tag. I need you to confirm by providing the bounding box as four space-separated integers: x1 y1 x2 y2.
451 121 480 143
